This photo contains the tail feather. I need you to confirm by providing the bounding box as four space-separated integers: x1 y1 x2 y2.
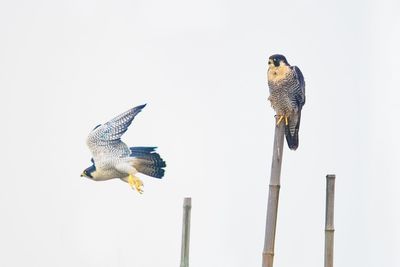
285 112 301 150
130 147 157 154
130 147 166 179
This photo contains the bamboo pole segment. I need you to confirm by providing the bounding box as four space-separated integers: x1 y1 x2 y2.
180 197 192 267
324 175 336 267
262 119 285 267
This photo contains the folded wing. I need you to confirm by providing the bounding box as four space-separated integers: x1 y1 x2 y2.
286 66 305 150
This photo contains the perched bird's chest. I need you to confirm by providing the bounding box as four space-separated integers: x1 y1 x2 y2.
268 69 296 115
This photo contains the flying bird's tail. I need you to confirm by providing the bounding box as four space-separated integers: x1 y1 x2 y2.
285 112 301 150
130 147 166 178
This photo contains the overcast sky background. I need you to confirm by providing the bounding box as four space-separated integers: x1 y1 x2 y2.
1 0 399 266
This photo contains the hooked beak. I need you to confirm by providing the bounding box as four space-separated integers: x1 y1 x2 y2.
80 172 86 177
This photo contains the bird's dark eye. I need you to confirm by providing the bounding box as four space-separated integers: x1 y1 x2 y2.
273 58 277 61
84 170 88 175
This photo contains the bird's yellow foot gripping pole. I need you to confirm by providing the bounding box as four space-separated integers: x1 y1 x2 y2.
128 174 144 194
276 115 289 126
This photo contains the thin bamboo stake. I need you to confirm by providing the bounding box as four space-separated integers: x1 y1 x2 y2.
180 197 192 267
262 119 285 267
324 174 336 267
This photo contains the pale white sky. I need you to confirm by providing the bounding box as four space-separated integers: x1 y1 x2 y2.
0 0 399 266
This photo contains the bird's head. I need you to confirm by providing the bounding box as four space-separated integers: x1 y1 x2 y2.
268 54 290 68
81 164 96 179
267 54 292 83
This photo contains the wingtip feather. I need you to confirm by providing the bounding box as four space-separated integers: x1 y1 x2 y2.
136 103 147 110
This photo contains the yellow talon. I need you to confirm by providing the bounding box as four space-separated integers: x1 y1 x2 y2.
276 115 284 126
128 174 144 194
285 116 289 126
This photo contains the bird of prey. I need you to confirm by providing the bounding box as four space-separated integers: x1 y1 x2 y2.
267 54 305 150
81 104 166 193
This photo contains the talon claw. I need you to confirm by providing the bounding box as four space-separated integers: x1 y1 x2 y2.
128 174 144 194
276 115 284 125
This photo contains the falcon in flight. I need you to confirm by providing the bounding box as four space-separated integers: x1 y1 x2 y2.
267 54 306 150
81 104 166 193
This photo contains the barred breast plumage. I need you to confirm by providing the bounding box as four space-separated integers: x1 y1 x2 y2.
268 70 299 116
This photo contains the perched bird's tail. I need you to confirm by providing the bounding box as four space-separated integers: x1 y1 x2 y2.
285 112 301 150
130 147 166 178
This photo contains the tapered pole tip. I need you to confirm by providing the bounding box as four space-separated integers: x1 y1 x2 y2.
183 197 192 207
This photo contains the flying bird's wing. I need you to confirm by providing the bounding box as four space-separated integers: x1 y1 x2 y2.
87 104 146 161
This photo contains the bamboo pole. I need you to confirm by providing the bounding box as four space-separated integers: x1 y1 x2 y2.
324 175 335 267
262 119 285 267
180 197 192 267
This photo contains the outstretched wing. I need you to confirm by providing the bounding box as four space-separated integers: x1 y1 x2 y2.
87 104 146 161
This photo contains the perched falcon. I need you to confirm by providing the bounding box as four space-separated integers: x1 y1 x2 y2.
81 104 166 193
267 54 305 150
